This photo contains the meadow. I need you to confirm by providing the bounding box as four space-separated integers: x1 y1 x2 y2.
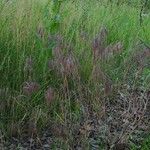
0 0 150 149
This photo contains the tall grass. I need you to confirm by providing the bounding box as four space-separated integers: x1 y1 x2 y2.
0 0 150 148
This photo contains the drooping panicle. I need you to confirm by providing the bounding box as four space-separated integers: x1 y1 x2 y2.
23 81 40 96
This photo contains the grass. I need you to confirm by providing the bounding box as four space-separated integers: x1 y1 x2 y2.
0 0 150 149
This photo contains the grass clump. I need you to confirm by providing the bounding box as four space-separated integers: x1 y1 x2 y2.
0 0 150 149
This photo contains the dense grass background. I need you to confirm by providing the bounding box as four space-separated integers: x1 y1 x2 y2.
0 0 150 149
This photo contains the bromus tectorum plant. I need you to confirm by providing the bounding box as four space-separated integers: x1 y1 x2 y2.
0 0 150 149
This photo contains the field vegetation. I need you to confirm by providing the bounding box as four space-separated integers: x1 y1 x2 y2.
0 0 150 149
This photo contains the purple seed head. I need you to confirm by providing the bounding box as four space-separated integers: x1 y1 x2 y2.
62 54 75 76
53 46 62 59
23 81 40 96
45 87 54 105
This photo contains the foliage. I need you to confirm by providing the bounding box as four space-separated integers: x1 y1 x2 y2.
0 0 150 149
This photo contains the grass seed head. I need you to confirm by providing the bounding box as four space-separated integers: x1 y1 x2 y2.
45 87 54 105
92 26 108 61
23 81 40 96
53 46 63 60
61 54 76 76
